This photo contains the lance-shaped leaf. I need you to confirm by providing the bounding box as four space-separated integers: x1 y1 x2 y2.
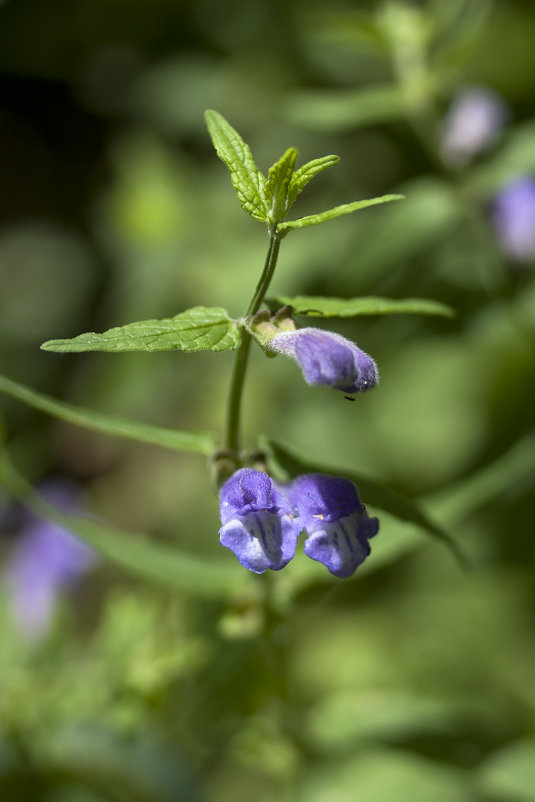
266 439 468 569
287 155 340 208
0 373 214 454
204 109 268 222
41 307 241 354
4 460 248 598
267 294 455 318
278 193 404 232
287 85 404 133
265 147 298 223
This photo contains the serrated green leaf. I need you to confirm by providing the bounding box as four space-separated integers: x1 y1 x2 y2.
266 439 468 569
204 109 268 222
286 155 340 208
0 373 214 455
265 147 298 223
267 295 455 318
278 194 404 231
4 460 247 598
41 307 241 354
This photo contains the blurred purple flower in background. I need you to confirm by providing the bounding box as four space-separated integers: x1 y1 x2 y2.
4 479 96 640
492 177 535 263
288 474 379 578
268 328 378 395
219 468 300 573
440 86 508 167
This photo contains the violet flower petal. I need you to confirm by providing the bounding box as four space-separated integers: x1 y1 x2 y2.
304 513 379 578
5 479 96 640
288 473 378 578
269 328 378 394
440 87 508 167
220 510 299 573
492 177 535 262
219 469 300 573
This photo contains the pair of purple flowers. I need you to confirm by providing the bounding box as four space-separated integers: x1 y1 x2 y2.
219 468 378 578
218 323 379 577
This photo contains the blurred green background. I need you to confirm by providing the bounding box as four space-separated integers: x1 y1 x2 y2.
1 0 535 800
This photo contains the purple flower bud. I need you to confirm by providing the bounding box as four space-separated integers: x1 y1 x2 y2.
219 469 300 573
5 480 96 640
268 328 378 395
492 177 535 262
440 87 508 167
288 474 378 578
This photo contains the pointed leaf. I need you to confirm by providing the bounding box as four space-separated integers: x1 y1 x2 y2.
4 461 248 598
268 294 455 318
265 147 298 223
41 307 241 353
278 194 404 231
286 85 404 133
287 155 340 207
266 439 468 569
0 373 214 455
477 739 535 802
204 109 268 222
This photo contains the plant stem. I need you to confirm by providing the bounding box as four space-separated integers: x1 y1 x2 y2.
225 228 282 453
247 229 282 317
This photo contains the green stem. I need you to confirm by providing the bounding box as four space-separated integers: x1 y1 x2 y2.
225 228 282 453
247 229 282 317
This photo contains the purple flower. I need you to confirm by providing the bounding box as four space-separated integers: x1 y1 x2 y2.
440 87 508 167
219 468 300 573
492 177 535 262
288 474 378 578
5 480 96 640
268 328 378 395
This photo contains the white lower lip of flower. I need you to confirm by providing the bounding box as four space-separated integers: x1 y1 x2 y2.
304 514 371 576
220 511 293 573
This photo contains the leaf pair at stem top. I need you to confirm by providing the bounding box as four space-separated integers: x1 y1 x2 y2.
204 109 403 232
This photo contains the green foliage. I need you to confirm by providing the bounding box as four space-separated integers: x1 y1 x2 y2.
477 739 535 802
204 109 268 222
267 439 467 568
286 85 404 132
277 194 404 231
5 460 248 598
41 306 241 354
470 120 535 197
205 111 403 235
0 373 214 454
300 748 470 802
286 155 340 207
265 147 298 224
3 3 535 800
268 294 455 318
